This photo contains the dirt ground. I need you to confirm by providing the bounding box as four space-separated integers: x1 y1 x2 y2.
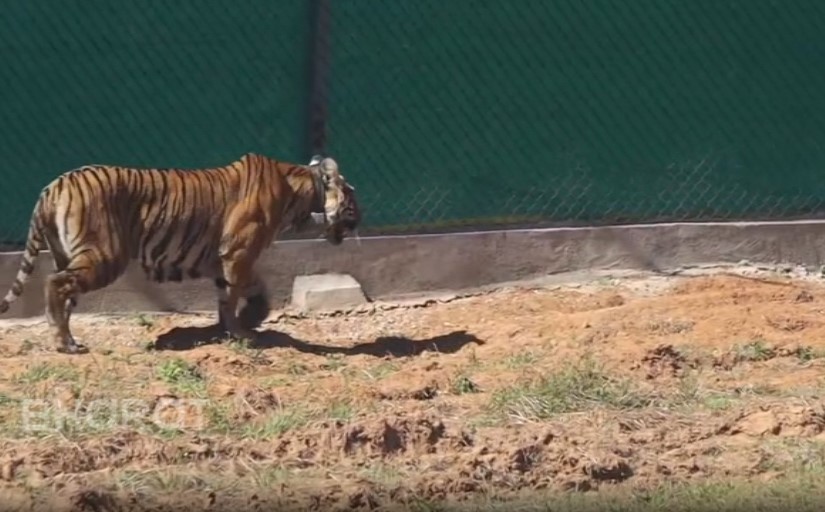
2 266 825 511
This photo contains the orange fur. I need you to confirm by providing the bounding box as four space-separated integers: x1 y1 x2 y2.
0 153 360 353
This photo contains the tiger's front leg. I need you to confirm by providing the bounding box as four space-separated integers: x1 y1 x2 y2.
237 275 270 329
216 224 267 343
215 276 258 343
215 274 270 332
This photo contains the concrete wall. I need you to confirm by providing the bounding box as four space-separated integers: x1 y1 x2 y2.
0 220 823 319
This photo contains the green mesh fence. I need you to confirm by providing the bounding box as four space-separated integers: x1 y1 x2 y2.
0 0 312 245
2 0 825 245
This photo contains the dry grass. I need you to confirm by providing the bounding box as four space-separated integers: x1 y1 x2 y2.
1 270 825 509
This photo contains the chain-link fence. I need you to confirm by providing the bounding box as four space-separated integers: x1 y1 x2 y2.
2 0 825 246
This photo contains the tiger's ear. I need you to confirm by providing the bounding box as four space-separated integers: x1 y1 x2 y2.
308 154 323 166
320 157 339 177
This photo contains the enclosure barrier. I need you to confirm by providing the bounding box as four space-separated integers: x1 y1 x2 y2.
1 0 824 245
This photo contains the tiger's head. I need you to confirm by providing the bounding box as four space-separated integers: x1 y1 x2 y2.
307 155 361 245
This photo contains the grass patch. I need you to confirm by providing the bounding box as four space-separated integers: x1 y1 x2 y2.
733 382 782 397
361 462 406 488
17 339 35 355
702 394 737 411
667 370 739 411
115 469 212 494
14 362 79 384
647 318 695 335
449 471 825 512
286 361 310 376
250 465 294 488
134 313 155 329
35 465 825 512
229 338 270 365
207 394 355 436
733 339 776 362
320 354 348 372
450 373 481 395
786 440 825 473
754 438 825 474
668 370 703 406
156 359 206 397
504 350 541 369
489 359 652 420
794 345 825 362
204 402 234 434
361 361 400 381
326 399 356 423
242 407 311 439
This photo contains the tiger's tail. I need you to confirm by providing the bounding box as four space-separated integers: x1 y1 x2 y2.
0 196 49 314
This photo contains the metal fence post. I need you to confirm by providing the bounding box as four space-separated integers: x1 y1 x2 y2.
307 0 331 159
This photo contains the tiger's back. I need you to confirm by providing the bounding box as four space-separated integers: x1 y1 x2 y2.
41 161 247 289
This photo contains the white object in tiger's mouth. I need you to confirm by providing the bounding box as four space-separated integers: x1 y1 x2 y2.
310 212 327 225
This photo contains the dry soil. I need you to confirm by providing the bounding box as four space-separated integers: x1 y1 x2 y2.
1 268 825 510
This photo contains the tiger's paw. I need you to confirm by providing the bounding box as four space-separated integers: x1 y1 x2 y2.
238 294 270 330
56 342 89 355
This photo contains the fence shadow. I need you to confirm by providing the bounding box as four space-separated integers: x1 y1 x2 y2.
152 325 484 358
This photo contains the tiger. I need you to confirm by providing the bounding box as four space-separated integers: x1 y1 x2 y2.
0 152 361 354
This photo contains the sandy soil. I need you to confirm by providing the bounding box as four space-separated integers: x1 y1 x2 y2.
2 268 825 510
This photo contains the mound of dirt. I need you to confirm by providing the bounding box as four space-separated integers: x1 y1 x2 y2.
723 405 825 438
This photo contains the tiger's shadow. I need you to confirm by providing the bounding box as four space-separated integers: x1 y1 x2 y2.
152 325 484 358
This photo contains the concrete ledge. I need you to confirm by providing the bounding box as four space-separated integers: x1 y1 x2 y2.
0 220 824 319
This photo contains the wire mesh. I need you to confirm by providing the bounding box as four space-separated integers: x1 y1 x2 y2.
1 0 825 246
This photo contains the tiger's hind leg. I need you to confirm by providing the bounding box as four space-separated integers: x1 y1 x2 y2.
45 254 126 354
47 239 78 325
45 270 87 354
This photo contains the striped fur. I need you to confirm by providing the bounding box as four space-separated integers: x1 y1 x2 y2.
0 152 360 353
